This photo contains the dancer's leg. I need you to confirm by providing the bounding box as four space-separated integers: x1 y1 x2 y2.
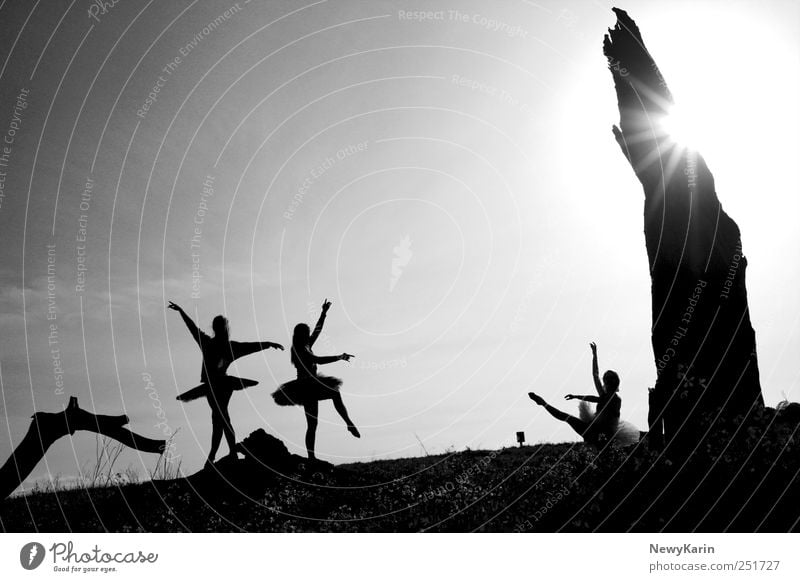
529 392 588 437
220 409 237 458
216 390 236 458
303 400 319 460
207 389 235 463
332 394 360 438
208 411 223 464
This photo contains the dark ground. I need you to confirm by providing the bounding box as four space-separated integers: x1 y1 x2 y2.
2 406 799 532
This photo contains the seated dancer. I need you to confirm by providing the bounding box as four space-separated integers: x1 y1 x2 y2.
528 342 639 446
272 299 359 461
168 301 283 467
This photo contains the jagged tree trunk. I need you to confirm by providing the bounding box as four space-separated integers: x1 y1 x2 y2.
0 396 165 500
603 8 763 451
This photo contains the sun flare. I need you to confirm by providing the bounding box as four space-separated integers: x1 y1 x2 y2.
661 103 705 151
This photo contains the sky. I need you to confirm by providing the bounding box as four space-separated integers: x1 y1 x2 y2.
0 0 798 487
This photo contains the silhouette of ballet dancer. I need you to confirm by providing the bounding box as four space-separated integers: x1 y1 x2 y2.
528 342 639 446
271 299 359 460
168 301 283 467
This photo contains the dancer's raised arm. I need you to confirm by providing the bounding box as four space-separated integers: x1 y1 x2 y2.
590 342 603 395
168 302 207 345
309 298 331 347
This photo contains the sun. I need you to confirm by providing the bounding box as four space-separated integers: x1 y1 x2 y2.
660 103 705 152
648 6 799 171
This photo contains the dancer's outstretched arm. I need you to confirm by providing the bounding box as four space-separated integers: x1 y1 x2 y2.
590 342 603 395
565 394 600 403
313 353 353 365
230 340 284 360
309 299 331 347
168 302 207 346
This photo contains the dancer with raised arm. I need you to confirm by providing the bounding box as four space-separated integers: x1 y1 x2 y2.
168 301 283 468
528 342 639 446
272 299 359 461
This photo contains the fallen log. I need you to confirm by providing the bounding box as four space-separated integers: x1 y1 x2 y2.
0 396 166 500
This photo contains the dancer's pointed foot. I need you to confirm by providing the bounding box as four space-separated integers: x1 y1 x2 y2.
528 392 546 406
347 425 361 438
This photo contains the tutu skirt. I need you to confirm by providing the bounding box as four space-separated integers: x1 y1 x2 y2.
612 420 641 447
176 376 258 402
578 401 639 446
271 375 342 406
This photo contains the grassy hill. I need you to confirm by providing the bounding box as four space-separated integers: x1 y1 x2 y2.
3 407 800 532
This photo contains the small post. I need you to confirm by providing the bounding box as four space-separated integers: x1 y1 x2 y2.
516 431 525 447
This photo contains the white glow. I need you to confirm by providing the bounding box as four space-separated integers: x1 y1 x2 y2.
652 6 800 185
661 103 705 151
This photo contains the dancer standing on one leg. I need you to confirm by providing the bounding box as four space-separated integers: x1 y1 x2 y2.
168 302 284 468
272 299 359 461
528 342 638 445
